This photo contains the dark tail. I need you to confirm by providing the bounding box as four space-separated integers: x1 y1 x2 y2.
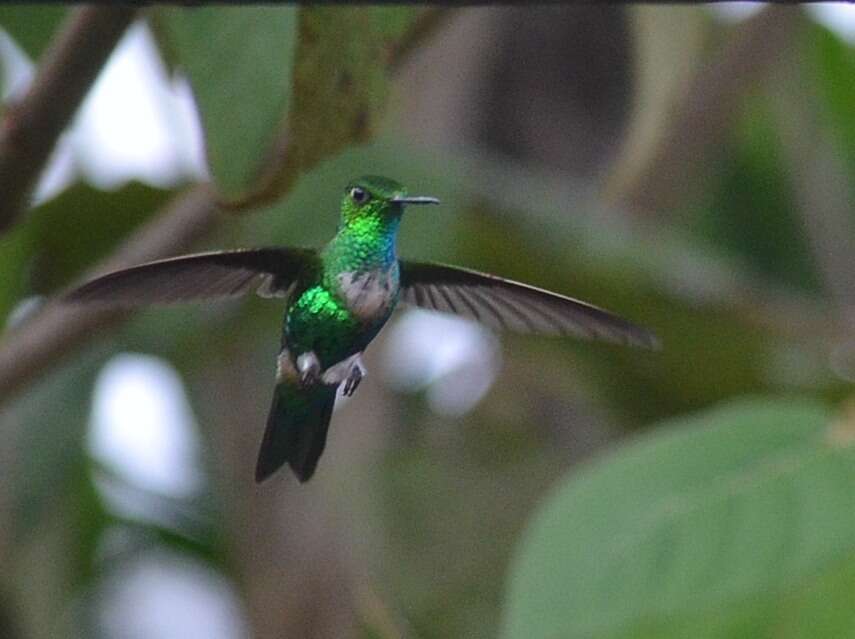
255 381 337 483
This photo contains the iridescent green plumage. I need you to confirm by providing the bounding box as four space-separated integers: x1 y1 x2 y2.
66 175 658 484
263 177 415 481
285 176 406 369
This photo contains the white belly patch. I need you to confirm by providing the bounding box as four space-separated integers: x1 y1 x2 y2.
336 269 396 321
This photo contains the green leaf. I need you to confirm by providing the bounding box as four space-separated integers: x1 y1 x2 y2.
0 6 66 61
697 99 822 293
0 225 32 322
808 22 855 180
0 181 173 326
503 398 855 639
158 7 298 199
26 181 175 293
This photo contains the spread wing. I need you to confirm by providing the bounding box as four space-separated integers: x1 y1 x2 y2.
399 261 659 349
65 247 315 306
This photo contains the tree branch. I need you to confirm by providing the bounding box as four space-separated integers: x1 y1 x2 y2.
0 6 136 234
0 184 220 405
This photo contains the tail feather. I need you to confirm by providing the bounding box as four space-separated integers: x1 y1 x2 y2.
255 381 337 483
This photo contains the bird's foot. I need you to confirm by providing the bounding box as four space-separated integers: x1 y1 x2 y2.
320 353 366 394
296 352 321 387
343 361 365 397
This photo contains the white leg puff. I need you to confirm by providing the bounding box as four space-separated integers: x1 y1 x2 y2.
296 351 322 387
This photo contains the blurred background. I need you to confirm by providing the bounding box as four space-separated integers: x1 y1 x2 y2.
0 4 854 639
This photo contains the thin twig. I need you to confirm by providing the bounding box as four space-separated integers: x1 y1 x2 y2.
0 184 220 405
0 6 136 234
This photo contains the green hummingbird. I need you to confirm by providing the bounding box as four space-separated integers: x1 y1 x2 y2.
67 176 657 483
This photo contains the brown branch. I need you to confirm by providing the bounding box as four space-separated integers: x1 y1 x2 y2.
0 6 136 234
0 184 221 405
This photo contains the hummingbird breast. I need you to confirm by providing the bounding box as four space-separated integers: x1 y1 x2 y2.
283 263 399 371
335 264 399 322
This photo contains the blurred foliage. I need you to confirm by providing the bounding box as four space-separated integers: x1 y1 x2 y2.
809 22 855 177
0 181 173 321
0 5 853 639
605 6 707 199
504 398 855 638
156 6 425 205
0 6 65 61
697 99 821 293
261 7 425 200
157 7 298 198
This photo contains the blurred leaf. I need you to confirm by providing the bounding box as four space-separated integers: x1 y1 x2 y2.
0 182 173 327
20 181 173 298
696 99 822 293
809 22 855 179
67 465 111 591
382 420 564 639
0 6 65 61
0 228 32 322
503 398 855 639
159 6 297 199
5 349 106 542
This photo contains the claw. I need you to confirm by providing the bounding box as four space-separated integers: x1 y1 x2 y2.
296 352 321 387
321 353 367 394
343 364 364 396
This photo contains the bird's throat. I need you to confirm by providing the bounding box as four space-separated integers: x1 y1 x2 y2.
328 214 400 273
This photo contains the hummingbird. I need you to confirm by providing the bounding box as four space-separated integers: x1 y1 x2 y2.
67 176 657 483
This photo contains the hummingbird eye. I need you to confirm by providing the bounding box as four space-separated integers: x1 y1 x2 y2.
349 187 369 205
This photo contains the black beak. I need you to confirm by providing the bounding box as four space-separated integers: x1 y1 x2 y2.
391 195 440 205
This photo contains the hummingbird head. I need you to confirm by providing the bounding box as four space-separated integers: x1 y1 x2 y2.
340 176 439 227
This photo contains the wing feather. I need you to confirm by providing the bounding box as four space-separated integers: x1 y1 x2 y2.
400 261 658 349
65 248 314 307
